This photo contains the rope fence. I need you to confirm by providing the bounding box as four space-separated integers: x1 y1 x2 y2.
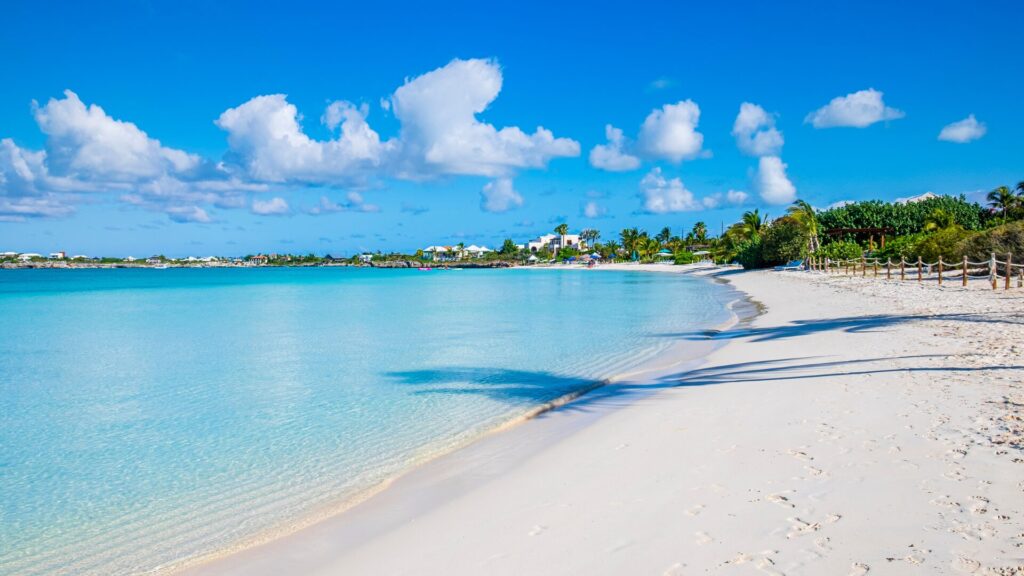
806 252 1024 290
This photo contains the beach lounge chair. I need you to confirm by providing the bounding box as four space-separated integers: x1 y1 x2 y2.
773 259 804 271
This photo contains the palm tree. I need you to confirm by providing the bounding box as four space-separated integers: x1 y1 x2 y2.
988 186 1018 223
554 223 569 236
655 227 672 245
726 209 768 243
641 237 662 261
923 208 960 232
580 228 600 250
691 221 708 244
786 199 820 253
602 240 620 260
619 227 641 256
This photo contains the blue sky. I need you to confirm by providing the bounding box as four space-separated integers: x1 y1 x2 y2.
1 0 1021 257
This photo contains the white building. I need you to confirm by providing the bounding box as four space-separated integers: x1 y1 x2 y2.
895 192 939 204
18 253 43 261
423 245 494 261
463 245 493 258
526 233 585 253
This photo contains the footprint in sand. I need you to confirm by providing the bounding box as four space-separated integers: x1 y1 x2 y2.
953 556 981 573
766 492 796 508
804 465 827 478
786 517 821 538
848 562 870 575
694 531 713 545
788 449 813 461
685 504 705 516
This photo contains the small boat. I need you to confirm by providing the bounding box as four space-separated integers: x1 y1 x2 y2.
418 267 432 271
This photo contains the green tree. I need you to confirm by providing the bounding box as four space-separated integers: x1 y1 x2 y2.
726 209 769 244
601 240 620 260
641 236 661 261
554 223 569 236
760 217 809 266
619 227 642 255
786 199 820 253
500 238 518 255
691 221 708 243
655 227 672 245
987 186 1019 224
923 208 960 232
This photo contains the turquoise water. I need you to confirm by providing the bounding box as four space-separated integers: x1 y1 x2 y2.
0 268 734 574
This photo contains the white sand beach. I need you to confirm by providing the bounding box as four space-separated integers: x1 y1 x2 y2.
187 269 1024 575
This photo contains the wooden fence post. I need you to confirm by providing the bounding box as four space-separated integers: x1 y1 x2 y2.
900 257 905 281
938 256 943 285
861 255 867 277
1006 253 1013 290
917 256 923 283
825 258 830 274
873 260 878 277
886 258 891 280
991 253 997 290
962 256 968 287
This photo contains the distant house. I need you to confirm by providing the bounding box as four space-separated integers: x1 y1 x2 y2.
124 256 137 262
463 245 493 258
146 257 163 265
895 192 939 204
526 233 584 253
17 253 42 261
49 251 66 259
423 246 454 262
248 254 269 266
358 253 374 263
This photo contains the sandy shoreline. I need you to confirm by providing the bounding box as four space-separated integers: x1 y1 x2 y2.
186 268 1024 575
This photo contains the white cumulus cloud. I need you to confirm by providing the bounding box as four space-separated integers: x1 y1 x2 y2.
754 156 796 204
938 114 986 143
638 100 705 162
805 89 904 128
480 178 524 213
251 196 290 216
33 90 201 180
217 95 388 184
390 58 579 177
582 200 607 218
1 91 251 222
732 102 784 156
589 125 641 171
726 189 749 205
639 167 700 213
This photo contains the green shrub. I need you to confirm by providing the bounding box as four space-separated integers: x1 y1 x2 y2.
817 195 986 240
913 228 976 263
734 237 764 269
958 221 1024 261
673 250 695 265
816 240 862 261
556 247 580 260
876 233 927 261
760 218 809 267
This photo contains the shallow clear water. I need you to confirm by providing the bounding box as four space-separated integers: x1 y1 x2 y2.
0 267 734 574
